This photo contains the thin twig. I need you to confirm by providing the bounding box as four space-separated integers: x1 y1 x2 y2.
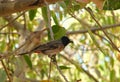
45 0 54 40
69 13 92 28
52 56 69 82
61 55 98 82
66 23 120 35
111 10 116 24
0 12 25 31
54 62 69 82
93 32 109 42
48 62 52 81
44 1 54 81
23 11 27 30
0 23 120 35
0 32 18 35
1 60 12 82
85 7 120 52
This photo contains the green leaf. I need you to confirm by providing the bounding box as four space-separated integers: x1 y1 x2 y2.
64 0 70 6
48 25 66 40
85 26 107 56
0 69 6 82
59 66 70 70
59 11 63 21
110 56 114 68
99 65 104 71
24 55 32 69
29 9 37 21
41 7 48 24
74 5 81 11
0 40 6 51
110 69 115 82
59 2 66 9
103 0 120 10
51 11 59 25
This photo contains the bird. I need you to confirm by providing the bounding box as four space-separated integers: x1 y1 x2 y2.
19 36 73 56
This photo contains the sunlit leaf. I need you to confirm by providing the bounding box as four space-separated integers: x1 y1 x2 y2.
0 39 6 51
48 25 66 40
59 65 71 70
24 55 32 69
41 7 48 24
85 26 107 56
103 0 120 10
110 69 115 82
74 5 81 11
51 11 59 25
59 11 63 20
64 0 70 6
29 9 37 21
0 69 6 82
110 56 114 68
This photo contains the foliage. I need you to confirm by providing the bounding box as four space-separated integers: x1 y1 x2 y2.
0 0 120 82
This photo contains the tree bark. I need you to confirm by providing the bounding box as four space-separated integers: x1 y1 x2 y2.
0 0 63 16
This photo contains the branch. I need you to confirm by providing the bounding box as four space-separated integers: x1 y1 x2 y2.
0 12 25 31
1 23 120 36
67 23 120 35
0 0 63 16
85 7 120 53
3 13 30 37
45 0 54 40
1 60 12 82
61 55 98 82
51 56 69 82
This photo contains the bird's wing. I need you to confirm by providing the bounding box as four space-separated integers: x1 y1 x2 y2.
32 40 63 53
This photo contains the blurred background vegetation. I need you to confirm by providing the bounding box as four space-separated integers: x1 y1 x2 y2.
0 0 120 82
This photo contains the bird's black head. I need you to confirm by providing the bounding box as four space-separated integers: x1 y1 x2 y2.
61 36 73 46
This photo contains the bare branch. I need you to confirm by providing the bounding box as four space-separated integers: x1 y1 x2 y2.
1 60 12 82
0 12 25 31
0 0 63 16
1 23 120 35
51 56 69 82
45 0 54 40
61 55 98 82
67 23 120 35
85 7 120 53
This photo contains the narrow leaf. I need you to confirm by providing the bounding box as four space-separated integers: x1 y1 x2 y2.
85 26 107 56
48 25 66 40
29 9 37 21
51 11 59 25
0 69 6 82
41 7 48 24
59 66 70 70
24 55 32 69
110 69 115 82
103 0 120 10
